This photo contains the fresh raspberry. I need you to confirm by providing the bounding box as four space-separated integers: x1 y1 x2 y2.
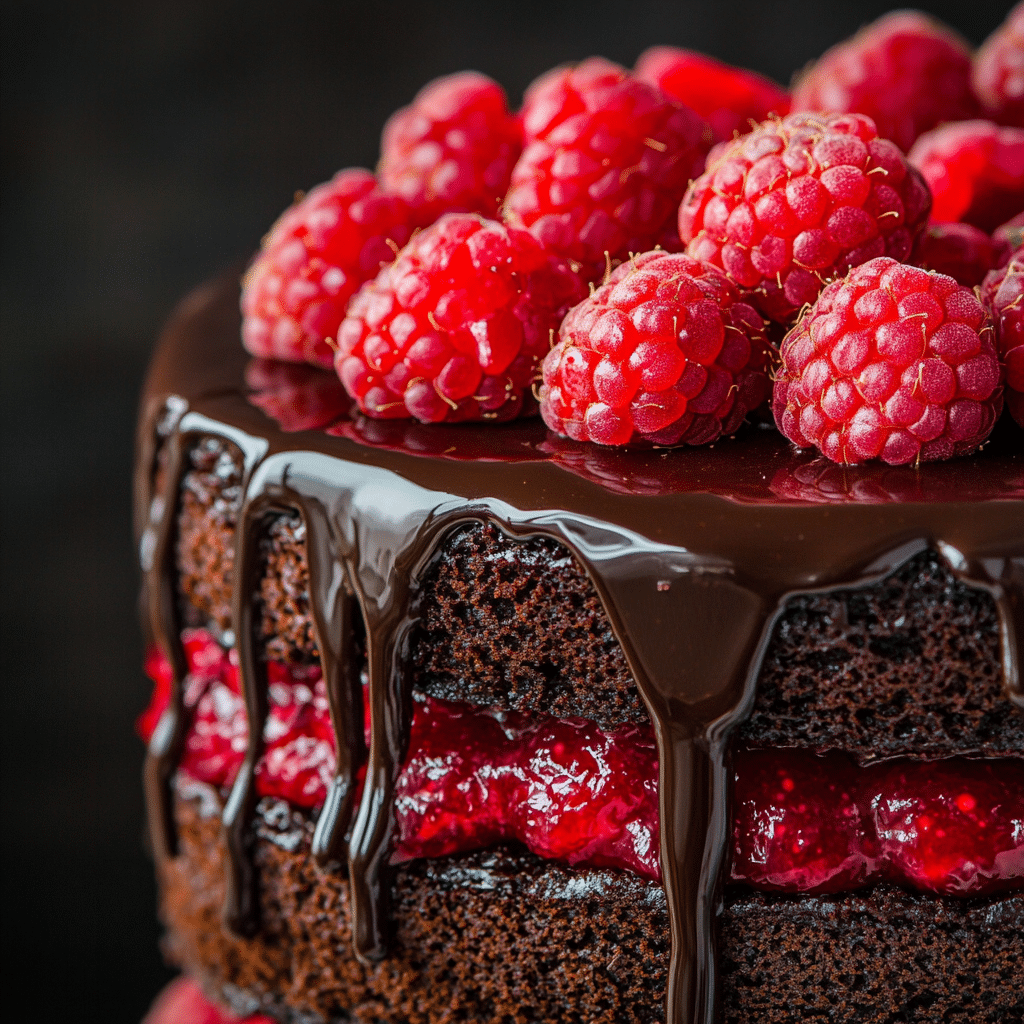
244 359 351 432
336 213 585 423
143 977 276 1024
980 255 1024 427
241 169 412 368
791 10 978 153
773 257 1001 465
634 47 790 145
679 112 932 322
993 211 1024 267
539 250 771 446
908 120 1024 233
503 57 709 279
911 221 996 286
378 71 522 224
973 2 1024 128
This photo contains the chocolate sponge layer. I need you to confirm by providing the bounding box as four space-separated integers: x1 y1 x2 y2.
175 436 1021 755
162 789 1024 1024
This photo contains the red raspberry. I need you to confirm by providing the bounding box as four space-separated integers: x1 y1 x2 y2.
539 250 771 446
973 2 1024 128
241 169 412 368
980 255 1024 427
336 214 585 423
791 10 979 154
634 47 790 145
503 58 709 279
773 257 1001 465
244 359 351 432
908 120 1024 233
993 211 1024 267
144 977 275 1024
911 221 996 287
378 71 522 224
679 112 932 323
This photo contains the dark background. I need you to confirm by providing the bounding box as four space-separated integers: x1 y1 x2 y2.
0 1 1013 1020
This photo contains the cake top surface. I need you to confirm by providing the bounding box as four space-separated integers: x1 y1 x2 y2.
143 274 1023 588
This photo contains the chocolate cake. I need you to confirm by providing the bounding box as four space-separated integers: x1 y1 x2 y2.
137 274 1024 1023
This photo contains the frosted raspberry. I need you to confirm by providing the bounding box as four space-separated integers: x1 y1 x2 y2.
503 57 709 279
241 169 412 368
336 214 585 423
634 47 790 144
973 2 1024 128
993 211 1024 267
791 11 978 153
980 255 1024 427
244 359 351 432
773 257 1001 465
539 250 771 446
912 222 996 287
908 120 1024 233
144 977 275 1024
378 71 522 224
679 112 932 322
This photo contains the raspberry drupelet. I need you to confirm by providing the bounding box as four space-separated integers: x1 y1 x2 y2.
980 255 1024 428
378 71 522 224
335 213 585 423
772 257 1002 465
241 170 412 368
539 250 772 447
679 112 932 323
633 47 790 145
907 120 1024 234
790 10 979 154
503 57 710 281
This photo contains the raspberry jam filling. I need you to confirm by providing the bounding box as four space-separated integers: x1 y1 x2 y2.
140 631 1024 896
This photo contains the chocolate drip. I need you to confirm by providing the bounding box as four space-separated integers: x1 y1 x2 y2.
140 424 190 860
137 276 1024 1024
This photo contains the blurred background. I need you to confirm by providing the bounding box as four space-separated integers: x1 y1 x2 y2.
0 1 1014 1020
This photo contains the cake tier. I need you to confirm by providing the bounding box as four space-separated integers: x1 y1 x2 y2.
175 440 1022 758
162 787 1024 1024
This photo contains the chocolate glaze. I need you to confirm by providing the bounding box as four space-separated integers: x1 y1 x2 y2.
136 274 1024 1024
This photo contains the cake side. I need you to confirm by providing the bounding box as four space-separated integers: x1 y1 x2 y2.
173 435 1022 757
161 787 1024 1024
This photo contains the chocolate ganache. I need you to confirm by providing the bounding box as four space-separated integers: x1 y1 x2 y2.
136 273 1024 1024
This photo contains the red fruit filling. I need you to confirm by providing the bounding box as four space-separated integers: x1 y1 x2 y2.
140 633 1024 897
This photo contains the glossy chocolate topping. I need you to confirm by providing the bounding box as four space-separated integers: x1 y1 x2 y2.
136 273 1024 1024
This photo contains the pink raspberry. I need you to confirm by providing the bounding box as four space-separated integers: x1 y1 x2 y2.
634 47 790 144
503 57 709 280
244 359 351 432
241 169 412 368
378 71 522 224
993 211 1024 267
973 2 1024 128
791 10 978 154
144 977 275 1024
679 112 932 322
912 222 996 287
539 250 772 446
908 120 1024 233
336 213 585 423
773 257 1002 465
980 255 1024 427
